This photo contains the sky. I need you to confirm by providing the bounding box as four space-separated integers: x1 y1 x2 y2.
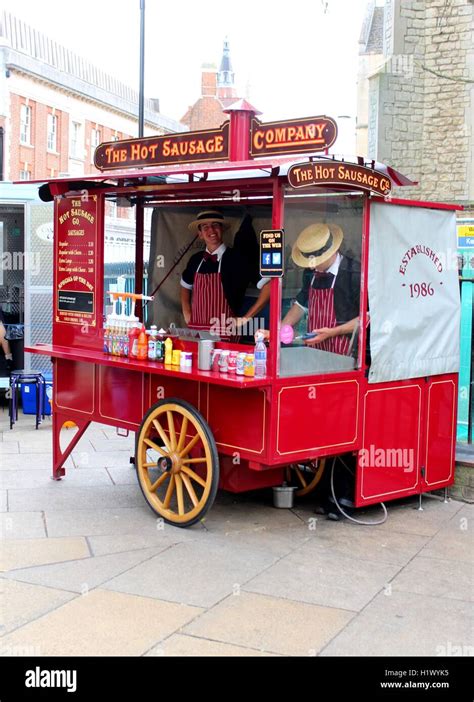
3 0 376 149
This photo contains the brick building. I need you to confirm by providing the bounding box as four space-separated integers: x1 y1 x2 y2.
181 38 240 131
357 0 474 207
0 10 185 184
0 10 186 374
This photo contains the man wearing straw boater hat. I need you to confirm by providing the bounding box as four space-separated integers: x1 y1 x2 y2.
180 210 270 337
284 222 360 520
284 221 360 354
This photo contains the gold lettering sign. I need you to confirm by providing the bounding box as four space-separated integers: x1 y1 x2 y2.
288 161 392 196
251 116 337 157
94 123 230 170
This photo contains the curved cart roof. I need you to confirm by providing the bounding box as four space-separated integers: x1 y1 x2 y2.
19 155 417 202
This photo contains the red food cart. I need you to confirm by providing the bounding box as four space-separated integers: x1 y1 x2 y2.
24 104 461 527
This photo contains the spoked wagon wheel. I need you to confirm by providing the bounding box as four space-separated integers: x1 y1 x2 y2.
285 458 326 497
135 398 219 527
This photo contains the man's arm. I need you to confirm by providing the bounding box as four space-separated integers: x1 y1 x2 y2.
180 287 192 325
282 302 305 328
256 302 304 341
238 281 270 322
180 253 199 325
0 321 12 357
305 316 358 346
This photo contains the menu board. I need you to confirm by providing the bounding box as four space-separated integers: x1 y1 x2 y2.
55 195 98 327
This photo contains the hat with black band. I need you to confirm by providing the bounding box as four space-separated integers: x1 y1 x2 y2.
291 222 344 268
188 210 230 234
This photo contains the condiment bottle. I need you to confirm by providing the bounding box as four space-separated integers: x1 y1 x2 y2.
128 315 141 358
137 325 148 360
164 337 173 364
147 325 158 360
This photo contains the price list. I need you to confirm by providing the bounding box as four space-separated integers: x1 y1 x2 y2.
55 195 98 326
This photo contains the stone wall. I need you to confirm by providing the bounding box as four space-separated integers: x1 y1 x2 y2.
368 0 474 204
452 463 474 502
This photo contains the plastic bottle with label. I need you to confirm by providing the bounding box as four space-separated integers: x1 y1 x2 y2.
147 325 158 360
103 322 111 354
122 322 130 357
137 325 148 360
128 315 141 358
254 331 267 377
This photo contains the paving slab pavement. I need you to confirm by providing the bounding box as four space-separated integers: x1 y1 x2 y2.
0 415 472 657
319 590 474 657
182 591 355 656
146 633 279 656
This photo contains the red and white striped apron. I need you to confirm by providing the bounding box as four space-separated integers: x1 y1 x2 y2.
308 276 350 355
189 258 234 338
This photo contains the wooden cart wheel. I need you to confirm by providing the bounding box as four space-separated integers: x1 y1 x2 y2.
285 458 326 497
135 398 219 527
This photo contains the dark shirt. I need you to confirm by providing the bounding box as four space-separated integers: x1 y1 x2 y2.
181 246 263 316
295 256 361 325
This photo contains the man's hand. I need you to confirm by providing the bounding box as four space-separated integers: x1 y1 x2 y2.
255 329 270 341
183 309 191 325
305 327 335 346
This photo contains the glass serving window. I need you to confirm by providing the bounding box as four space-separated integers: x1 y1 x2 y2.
279 190 364 377
147 201 272 337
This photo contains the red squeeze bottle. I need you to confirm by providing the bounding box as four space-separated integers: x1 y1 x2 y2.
137 325 148 360
129 322 140 358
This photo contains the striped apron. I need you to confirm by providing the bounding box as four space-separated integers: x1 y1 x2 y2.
307 274 350 356
189 257 235 338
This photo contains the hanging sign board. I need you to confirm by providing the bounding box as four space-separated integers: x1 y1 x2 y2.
94 123 230 170
250 116 337 157
260 229 284 277
288 161 392 196
55 195 98 326
457 224 474 250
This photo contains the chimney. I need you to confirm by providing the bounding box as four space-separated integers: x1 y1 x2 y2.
201 63 218 97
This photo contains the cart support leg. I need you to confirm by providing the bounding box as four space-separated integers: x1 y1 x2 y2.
443 487 450 503
417 492 424 511
52 411 91 480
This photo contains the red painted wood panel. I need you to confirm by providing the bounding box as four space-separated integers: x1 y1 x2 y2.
98 366 144 427
356 382 422 505
207 386 267 456
424 377 457 489
219 455 283 493
55 359 95 415
148 376 200 414
276 380 359 457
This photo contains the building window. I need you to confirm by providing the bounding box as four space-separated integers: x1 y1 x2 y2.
20 105 32 145
70 121 83 159
90 128 101 163
19 169 31 180
47 113 58 152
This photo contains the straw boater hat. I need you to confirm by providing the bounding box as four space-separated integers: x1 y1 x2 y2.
291 222 344 268
188 210 230 234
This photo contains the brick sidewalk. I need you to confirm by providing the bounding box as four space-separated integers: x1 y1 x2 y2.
1 412 472 657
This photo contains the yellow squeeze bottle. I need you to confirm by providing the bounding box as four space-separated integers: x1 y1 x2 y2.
164 337 173 364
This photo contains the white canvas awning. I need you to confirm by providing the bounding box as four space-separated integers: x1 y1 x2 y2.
368 203 460 383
